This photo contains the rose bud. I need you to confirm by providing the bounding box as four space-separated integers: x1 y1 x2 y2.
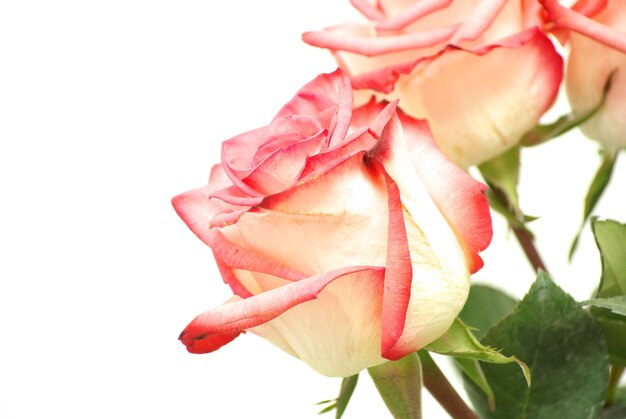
542 0 626 149
173 70 492 377
302 0 563 168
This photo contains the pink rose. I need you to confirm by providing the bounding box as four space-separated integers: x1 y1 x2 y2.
173 70 492 377
303 0 563 167
542 0 626 149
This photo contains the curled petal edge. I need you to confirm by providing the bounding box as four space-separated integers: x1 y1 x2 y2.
179 266 385 354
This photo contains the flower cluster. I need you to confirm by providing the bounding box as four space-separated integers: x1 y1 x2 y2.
173 1 626 415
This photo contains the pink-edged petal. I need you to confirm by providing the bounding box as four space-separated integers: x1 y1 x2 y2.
172 171 240 241
302 23 459 57
214 255 254 299
242 132 326 195
184 330 241 354
387 28 562 167
572 0 607 16
261 151 384 216
298 133 373 181
351 60 418 93
250 267 386 377
299 127 377 184
179 265 383 354
207 230 307 282
367 114 472 354
521 0 547 29
230 270 294 295
210 208 248 228
351 98 398 137
350 0 386 20
377 0 453 31
209 187 264 207
566 0 626 149
327 69 355 149
296 99 396 181
220 116 323 197
223 153 388 276
275 69 353 150
449 0 509 44
366 159 413 360
542 0 626 53
207 163 230 186
398 112 492 273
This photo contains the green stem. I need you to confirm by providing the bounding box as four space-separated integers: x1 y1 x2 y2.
607 365 625 406
418 351 478 419
489 182 549 275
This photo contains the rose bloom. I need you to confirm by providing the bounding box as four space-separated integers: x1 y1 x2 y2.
173 70 492 377
542 0 626 150
303 0 563 168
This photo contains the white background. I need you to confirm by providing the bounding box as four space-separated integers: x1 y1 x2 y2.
1 1 625 418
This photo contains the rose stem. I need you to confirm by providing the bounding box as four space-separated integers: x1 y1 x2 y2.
512 226 549 274
606 365 625 406
418 351 478 419
489 184 549 275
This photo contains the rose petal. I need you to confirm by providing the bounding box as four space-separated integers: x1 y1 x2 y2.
388 28 563 167
572 0 607 16
376 0 454 31
367 114 471 353
225 153 389 275
214 255 254 299
302 23 459 57
351 98 398 137
449 0 510 44
350 0 386 21
221 116 323 197
398 112 492 273
298 131 375 181
179 266 383 360
542 0 626 53
366 159 413 360
250 267 386 377
172 165 238 242
209 187 264 207
275 69 354 150
566 0 626 149
242 132 326 195
207 229 307 282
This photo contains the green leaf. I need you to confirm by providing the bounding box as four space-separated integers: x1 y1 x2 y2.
521 108 600 148
569 152 618 259
424 319 530 384
593 218 626 298
592 316 626 366
425 318 529 408
318 404 337 415
454 358 496 411
367 353 422 419
459 285 518 339
583 296 626 317
465 272 609 419
522 70 615 148
316 374 359 418
587 219 626 365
